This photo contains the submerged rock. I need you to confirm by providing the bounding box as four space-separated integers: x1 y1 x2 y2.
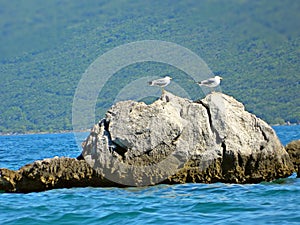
0 91 294 193
285 140 300 177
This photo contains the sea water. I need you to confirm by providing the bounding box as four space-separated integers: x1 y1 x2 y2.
0 126 299 225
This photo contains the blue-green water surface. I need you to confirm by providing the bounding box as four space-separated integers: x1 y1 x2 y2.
0 126 299 225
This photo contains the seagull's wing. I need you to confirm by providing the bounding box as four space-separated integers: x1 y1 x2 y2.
150 78 168 86
153 78 167 85
198 78 216 85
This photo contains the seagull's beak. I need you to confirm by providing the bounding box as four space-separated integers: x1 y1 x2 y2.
220 76 223 80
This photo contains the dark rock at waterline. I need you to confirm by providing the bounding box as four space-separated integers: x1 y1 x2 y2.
0 157 120 193
0 92 294 193
285 140 300 178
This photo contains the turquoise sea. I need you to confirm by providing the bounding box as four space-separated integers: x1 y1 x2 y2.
0 126 299 224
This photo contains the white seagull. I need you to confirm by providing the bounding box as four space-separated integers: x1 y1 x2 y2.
148 76 172 93
197 76 222 92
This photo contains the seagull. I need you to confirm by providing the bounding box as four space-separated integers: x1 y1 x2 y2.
196 76 222 92
148 76 172 93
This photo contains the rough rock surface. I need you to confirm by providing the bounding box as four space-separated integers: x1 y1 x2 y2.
0 157 116 193
285 140 300 177
82 91 293 186
0 92 294 193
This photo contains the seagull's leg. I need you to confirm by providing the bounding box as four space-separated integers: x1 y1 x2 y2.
162 87 165 94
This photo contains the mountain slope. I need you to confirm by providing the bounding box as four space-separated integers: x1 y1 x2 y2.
0 0 299 133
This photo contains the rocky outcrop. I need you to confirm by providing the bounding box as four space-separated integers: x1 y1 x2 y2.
0 157 117 193
285 140 300 177
0 91 294 193
81 91 293 186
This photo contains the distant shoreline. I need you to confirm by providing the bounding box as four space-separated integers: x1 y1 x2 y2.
0 129 90 136
272 123 300 127
1 125 299 137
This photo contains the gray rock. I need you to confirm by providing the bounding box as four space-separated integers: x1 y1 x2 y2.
82 91 293 186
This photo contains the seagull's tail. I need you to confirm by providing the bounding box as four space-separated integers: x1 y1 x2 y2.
148 81 153 86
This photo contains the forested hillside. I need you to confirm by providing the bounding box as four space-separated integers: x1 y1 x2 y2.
0 0 299 133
